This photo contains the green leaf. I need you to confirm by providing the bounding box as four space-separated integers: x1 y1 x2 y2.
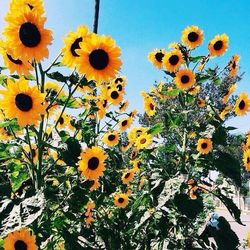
215 189 243 225
56 95 80 108
47 71 69 82
213 126 227 146
214 151 241 187
174 194 204 219
226 126 237 131
148 123 163 135
162 88 181 96
24 74 36 81
213 77 221 85
61 137 81 167
196 74 210 83
189 56 205 63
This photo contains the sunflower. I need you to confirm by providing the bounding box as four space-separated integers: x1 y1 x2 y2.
174 69 196 90
113 76 126 86
120 140 132 152
107 87 123 106
131 159 141 173
148 49 166 68
118 116 133 131
228 55 240 77
247 232 250 248
196 138 213 154
234 92 250 116
197 98 206 108
208 34 229 57
102 131 120 147
45 81 65 98
6 0 44 22
3 10 53 62
3 228 37 250
114 193 129 208
163 49 184 73
243 149 250 171
0 127 13 141
23 144 38 164
76 34 122 83
55 112 73 130
118 101 129 113
78 146 107 180
97 98 109 120
0 78 45 127
61 26 89 69
222 84 236 104
219 105 231 120
0 41 32 75
143 96 157 116
90 179 100 191
188 85 200 95
121 169 135 185
128 127 148 143
181 26 204 49
135 133 153 150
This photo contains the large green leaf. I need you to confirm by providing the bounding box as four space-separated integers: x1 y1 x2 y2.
214 151 241 187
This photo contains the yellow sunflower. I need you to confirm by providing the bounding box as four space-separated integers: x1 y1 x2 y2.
188 85 200 95
3 10 53 62
61 26 89 69
174 69 196 90
243 149 250 171
45 81 65 98
148 49 166 68
114 193 129 208
102 131 120 147
0 127 13 141
113 76 126 86
97 98 109 120
76 33 122 83
162 49 184 73
118 101 129 113
121 169 135 185
107 87 123 106
228 55 240 77
222 84 236 104
128 127 148 143
181 25 204 49
135 133 153 150
23 144 38 164
197 99 206 108
55 112 73 130
208 34 229 57
0 41 32 75
143 96 157 117
3 228 37 250
234 92 250 116
118 116 133 131
219 105 231 120
90 179 100 191
196 138 213 154
120 141 132 152
78 146 107 180
0 78 45 127
6 0 44 22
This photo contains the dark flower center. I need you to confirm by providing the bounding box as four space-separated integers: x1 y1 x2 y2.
181 75 190 84
27 4 34 10
89 49 109 70
7 53 22 65
117 84 123 91
201 143 208 149
111 91 119 99
140 138 147 144
247 157 250 164
70 37 82 57
188 32 199 42
169 55 179 65
14 240 27 250
121 120 128 127
15 93 33 112
124 173 131 179
155 52 164 62
108 134 116 141
115 77 123 84
59 117 64 125
19 22 41 48
118 197 124 203
213 40 223 51
149 103 155 110
232 61 236 69
88 157 99 170
239 100 246 110
102 100 108 108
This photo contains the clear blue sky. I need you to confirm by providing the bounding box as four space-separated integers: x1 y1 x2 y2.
0 0 250 132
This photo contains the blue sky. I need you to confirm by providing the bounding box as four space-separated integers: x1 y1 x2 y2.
0 0 250 132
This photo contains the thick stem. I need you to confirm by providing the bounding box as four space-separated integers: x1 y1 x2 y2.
93 0 100 34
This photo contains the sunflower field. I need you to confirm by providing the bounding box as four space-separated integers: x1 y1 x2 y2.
0 0 249 250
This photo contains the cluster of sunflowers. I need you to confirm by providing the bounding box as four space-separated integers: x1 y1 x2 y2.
243 131 250 171
0 0 159 249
